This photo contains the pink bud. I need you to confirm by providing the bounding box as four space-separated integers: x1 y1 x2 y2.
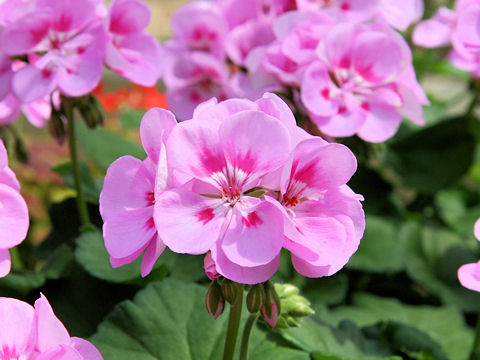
205 280 225 319
204 252 220 280
261 281 281 328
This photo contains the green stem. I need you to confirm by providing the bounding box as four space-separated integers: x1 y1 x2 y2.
239 314 258 360
470 315 480 360
223 285 244 360
65 98 90 228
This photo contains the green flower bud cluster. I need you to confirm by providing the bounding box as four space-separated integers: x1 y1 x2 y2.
274 283 315 329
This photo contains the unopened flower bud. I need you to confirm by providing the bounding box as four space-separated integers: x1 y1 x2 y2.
76 94 104 129
48 109 66 145
206 279 224 320
272 283 314 328
204 252 220 281
261 281 281 328
221 279 242 304
246 284 265 314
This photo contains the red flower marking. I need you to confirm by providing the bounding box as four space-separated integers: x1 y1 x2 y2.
242 212 263 228
196 208 215 225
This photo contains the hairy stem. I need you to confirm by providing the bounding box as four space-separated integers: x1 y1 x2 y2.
65 98 90 228
223 285 244 360
239 314 258 360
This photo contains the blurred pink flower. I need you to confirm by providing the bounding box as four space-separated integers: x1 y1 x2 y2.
0 0 106 103
0 140 29 278
100 108 177 277
0 294 103 359
105 0 162 86
300 21 428 142
458 218 480 292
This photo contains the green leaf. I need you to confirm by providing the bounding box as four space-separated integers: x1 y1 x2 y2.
77 122 145 171
75 229 166 284
280 316 397 360
347 216 408 273
91 279 309 360
386 117 475 193
52 161 101 200
404 223 480 312
320 293 474 360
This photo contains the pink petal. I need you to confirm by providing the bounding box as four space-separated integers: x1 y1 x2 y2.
37 0 97 32
219 110 291 180
379 0 424 31
0 140 7 169
0 11 51 55
316 108 366 138
0 184 29 249
166 120 226 184
110 247 146 268
474 218 480 241
221 201 284 267
22 97 51 128
12 64 57 103
34 293 70 352
301 61 339 117
141 235 166 277
0 94 21 126
140 108 177 164
103 207 156 259
281 139 357 194
324 23 356 69
109 0 150 35
0 249 11 278
412 7 455 48
211 242 280 285
70 337 103 360
99 156 149 220
106 32 161 86
0 166 21 191
352 31 403 83
357 101 402 143
154 189 228 254
458 262 480 292
193 98 258 127
291 254 331 278
34 345 83 360
0 298 35 357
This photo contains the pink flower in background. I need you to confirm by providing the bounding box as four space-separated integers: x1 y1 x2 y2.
100 108 177 277
0 0 106 103
0 140 29 277
169 1 228 60
162 51 232 120
0 294 103 359
458 218 480 292
295 0 377 22
377 0 424 31
301 22 428 142
105 0 162 86
413 6 456 48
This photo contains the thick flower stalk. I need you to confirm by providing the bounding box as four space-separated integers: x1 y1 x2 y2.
0 294 103 359
0 140 29 278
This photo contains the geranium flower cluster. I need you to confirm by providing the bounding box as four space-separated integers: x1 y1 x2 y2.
100 93 365 284
162 0 428 142
0 140 28 278
0 0 161 127
458 218 480 292
413 0 480 76
0 294 103 359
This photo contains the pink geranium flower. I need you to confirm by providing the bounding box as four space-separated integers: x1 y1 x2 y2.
300 21 428 142
0 0 106 103
458 218 480 292
0 294 103 359
0 140 29 278
154 106 291 284
100 108 177 277
105 0 162 86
